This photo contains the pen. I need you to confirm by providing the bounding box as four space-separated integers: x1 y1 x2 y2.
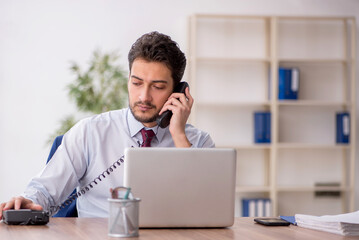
124 187 131 199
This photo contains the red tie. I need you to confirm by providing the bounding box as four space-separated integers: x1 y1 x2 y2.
140 129 155 147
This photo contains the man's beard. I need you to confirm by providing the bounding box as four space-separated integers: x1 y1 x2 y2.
129 101 160 123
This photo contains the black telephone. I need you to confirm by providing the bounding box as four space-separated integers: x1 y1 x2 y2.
2 209 49 225
156 81 189 128
2 155 125 225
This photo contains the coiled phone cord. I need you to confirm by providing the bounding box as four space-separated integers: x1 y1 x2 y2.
49 154 125 215
49 130 157 215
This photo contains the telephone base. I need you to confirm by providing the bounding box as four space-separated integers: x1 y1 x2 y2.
2 209 49 225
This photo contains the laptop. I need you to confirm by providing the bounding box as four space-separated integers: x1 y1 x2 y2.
123 148 236 228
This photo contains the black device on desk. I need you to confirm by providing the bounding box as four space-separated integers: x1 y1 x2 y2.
156 81 189 128
254 218 290 226
2 209 49 225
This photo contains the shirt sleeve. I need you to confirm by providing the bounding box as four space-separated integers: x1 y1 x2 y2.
189 129 215 148
22 118 90 213
199 132 215 148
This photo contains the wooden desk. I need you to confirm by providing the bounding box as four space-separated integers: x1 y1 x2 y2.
0 217 356 240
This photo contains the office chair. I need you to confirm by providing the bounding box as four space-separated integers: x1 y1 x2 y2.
46 135 78 217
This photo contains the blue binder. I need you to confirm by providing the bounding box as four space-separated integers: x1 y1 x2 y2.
254 112 271 143
336 112 350 143
242 198 271 217
264 112 271 143
242 199 251 217
278 67 299 100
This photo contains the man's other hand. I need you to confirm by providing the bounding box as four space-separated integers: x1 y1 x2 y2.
0 196 43 219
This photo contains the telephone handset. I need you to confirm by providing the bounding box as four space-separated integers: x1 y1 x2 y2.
156 81 189 128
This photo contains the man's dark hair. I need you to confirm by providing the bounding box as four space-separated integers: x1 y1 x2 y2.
128 31 186 87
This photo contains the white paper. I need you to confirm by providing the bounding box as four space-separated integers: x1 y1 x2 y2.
295 211 359 236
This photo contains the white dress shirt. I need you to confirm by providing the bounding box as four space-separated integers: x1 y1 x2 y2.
22 108 215 217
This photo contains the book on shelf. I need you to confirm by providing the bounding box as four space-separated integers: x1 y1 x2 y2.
278 67 299 100
254 112 271 143
336 112 350 144
314 182 341 197
295 211 359 236
242 198 271 217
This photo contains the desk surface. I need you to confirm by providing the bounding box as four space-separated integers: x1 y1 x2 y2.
0 217 356 240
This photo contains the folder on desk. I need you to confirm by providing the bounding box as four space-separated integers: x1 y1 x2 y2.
280 216 296 225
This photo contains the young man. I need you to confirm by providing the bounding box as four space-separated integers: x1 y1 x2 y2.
0 32 214 218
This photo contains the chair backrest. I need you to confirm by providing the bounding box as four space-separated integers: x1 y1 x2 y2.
47 135 77 217
47 135 64 163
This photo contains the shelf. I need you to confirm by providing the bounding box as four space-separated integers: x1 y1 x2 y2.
278 58 347 63
190 14 356 216
196 14 355 22
219 144 350 150
277 143 350 150
277 100 350 107
196 102 271 108
218 144 271 150
277 186 349 192
220 144 350 150
236 186 271 193
195 57 270 63
277 16 355 21
196 99 351 107
196 14 271 20
194 58 350 64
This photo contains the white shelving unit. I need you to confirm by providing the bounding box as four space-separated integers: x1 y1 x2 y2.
188 14 356 216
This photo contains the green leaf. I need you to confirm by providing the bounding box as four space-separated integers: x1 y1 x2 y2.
48 49 128 145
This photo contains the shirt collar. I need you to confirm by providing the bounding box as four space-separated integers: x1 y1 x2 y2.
126 108 167 143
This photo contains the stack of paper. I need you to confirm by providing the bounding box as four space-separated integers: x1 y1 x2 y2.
295 211 359 236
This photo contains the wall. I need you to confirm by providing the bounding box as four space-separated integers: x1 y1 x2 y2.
0 0 358 212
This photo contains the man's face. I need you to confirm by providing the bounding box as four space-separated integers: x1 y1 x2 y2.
128 58 174 127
